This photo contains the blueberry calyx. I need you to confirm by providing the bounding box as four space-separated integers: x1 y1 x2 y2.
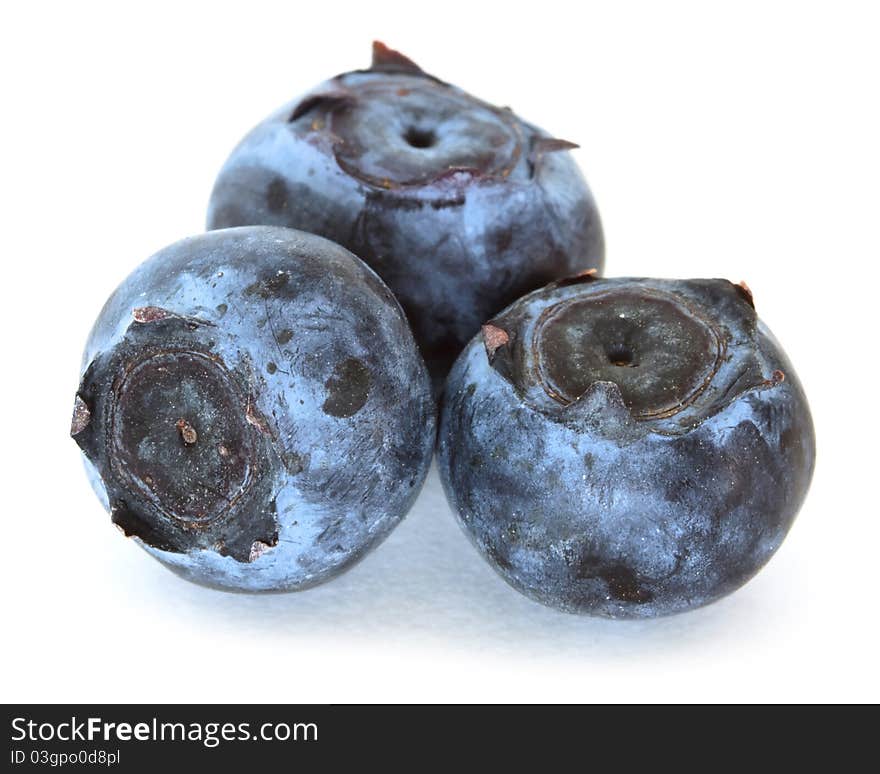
287 44 582 187
109 349 259 523
288 43 528 190
73 315 279 563
533 288 724 418
328 82 523 188
482 278 769 428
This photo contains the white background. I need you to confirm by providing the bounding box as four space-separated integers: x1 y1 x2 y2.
2 1 878 703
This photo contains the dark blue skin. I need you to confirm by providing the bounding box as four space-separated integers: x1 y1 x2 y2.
71 226 436 592
207 42 604 386
438 276 815 618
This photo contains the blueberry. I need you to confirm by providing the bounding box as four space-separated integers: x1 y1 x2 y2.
71 226 435 592
438 276 815 618
207 42 604 387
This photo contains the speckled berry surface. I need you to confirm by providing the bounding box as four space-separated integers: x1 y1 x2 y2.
207 42 604 385
438 275 815 618
71 226 436 591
